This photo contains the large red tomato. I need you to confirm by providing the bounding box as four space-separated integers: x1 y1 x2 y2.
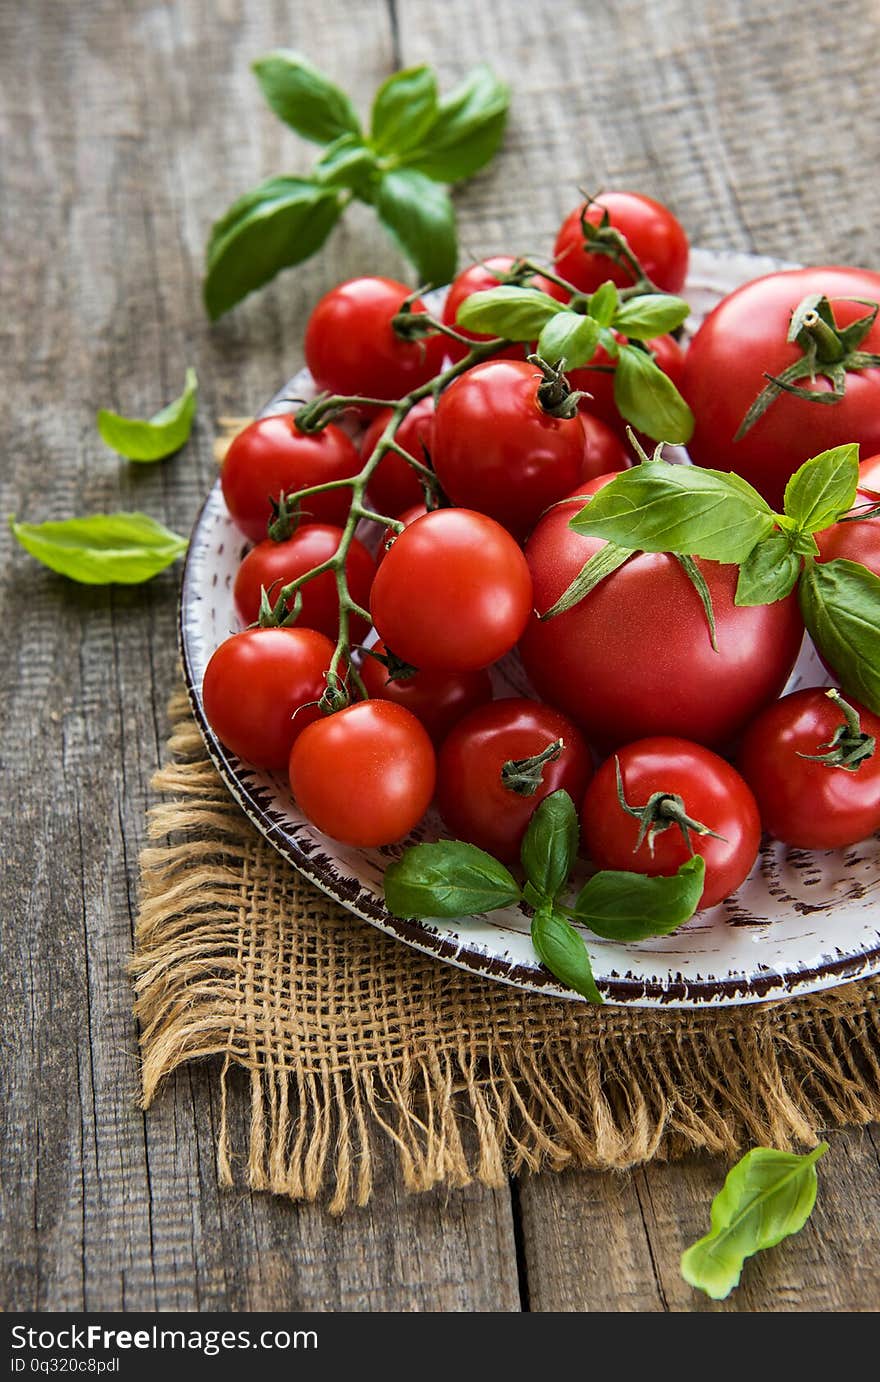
361 396 436 517
682 267 880 508
442 255 560 362
304 277 445 399
553 193 689 295
233 524 375 640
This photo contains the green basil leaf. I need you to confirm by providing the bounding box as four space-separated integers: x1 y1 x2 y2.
370 66 438 155
569 461 776 562
96 368 198 462
375 170 456 287
612 293 690 340
531 905 603 1004
456 285 563 340
572 856 705 941
539 542 634 619
401 64 510 182
252 50 361 144
9 513 188 585
383 840 521 918
613 345 695 444
782 444 860 534
735 533 802 606
799 558 880 714
588 282 619 327
520 790 579 901
204 178 341 319
537 312 600 370
313 134 378 192
681 1143 828 1301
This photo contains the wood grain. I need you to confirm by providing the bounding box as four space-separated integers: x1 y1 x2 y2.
2 0 879 1312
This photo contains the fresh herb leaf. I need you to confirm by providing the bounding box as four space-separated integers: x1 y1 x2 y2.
9 513 188 584
537 312 600 370
531 904 603 1003
96 368 198 462
370 66 438 155
383 840 521 918
313 135 378 192
782 444 860 535
540 542 633 619
520 790 579 901
252 50 361 144
735 533 802 606
613 345 694 444
572 855 705 941
588 281 619 327
401 64 510 183
680 1143 828 1301
799 557 880 714
376 169 456 287
456 284 563 339
612 293 690 340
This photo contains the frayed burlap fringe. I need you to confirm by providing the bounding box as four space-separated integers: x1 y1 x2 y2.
133 690 880 1212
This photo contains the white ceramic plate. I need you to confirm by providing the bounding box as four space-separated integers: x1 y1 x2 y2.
180 249 880 1007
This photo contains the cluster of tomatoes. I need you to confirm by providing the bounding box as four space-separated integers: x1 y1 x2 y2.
203 191 880 914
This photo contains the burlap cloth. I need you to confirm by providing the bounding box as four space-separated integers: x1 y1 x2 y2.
133 689 880 1212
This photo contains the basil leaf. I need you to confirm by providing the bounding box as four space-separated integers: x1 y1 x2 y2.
401 64 510 182
540 542 633 619
572 856 705 941
735 533 802 606
588 282 619 327
531 905 603 1004
799 558 880 714
9 513 188 585
370 66 438 155
570 461 776 563
204 178 341 319
376 170 456 287
782 444 860 535
681 1143 828 1301
252 50 361 144
313 134 378 192
537 312 600 370
520 790 579 901
612 293 690 340
456 285 563 340
96 368 197 462
383 840 521 918
614 345 695 444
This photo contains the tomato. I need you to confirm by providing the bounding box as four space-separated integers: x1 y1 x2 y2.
437 698 593 863
579 412 632 481
360 638 492 743
221 414 361 543
815 457 880 579
370 508 533 672
304 277 446 399
858 453 880 495
362 396 436 517
442 256 560 362
553 193 689 296
377 503 429 565
202 627 334 770
519 486 804 750
682 266 880 508
582 738 761 909
233 524 375 640
289 700 435 846
567 333 685 439
737 688 880 849
432 359 585 538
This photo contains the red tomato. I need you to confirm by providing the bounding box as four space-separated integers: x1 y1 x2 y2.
360 638 492 743
432 359 585 538
233 524 375 640
377 503 429 566
221 415 361 543
567 333 685 439
579 412 632 481
858 453 880 495
202 627 333 770
370 508 533 672
362 396 436 517
437 698 593 863
554 193 689 295
442 256 560 362
582 738 761 909
682 267 880 508
815 457 880 579
304 277 446 399
519 487 804 750
737 688 880 849
289 700 436 846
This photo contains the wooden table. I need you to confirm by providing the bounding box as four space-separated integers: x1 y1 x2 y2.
4 0 880 1313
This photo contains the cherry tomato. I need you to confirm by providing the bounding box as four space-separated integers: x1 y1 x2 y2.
370 508 533 672
304 277 446 399
581 738 761 909
442 256 560 362
221 415 361 543
815 456 880 579
233 524 376 640
289 700 436 846
567 333 685 439
360 638 492 743
202 627 334 770
519 486 804 750
362 396 436 517
579 412 632 481
432 359 585 538
437 698 593 863
682 266 880 507
737 688 880 849
377 503 429 566
554 193 689 295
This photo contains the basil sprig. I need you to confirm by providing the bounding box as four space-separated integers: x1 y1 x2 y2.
205 56 509 316
9 513 188 584
384 789 707 1004
96 368 198 462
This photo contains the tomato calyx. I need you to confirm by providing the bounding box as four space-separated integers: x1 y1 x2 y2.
266 490 304 543
736 293 880 440
361 644 419 683
796 689 877 772
614 756 726 854
500 738 565 797
528 355 588 420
